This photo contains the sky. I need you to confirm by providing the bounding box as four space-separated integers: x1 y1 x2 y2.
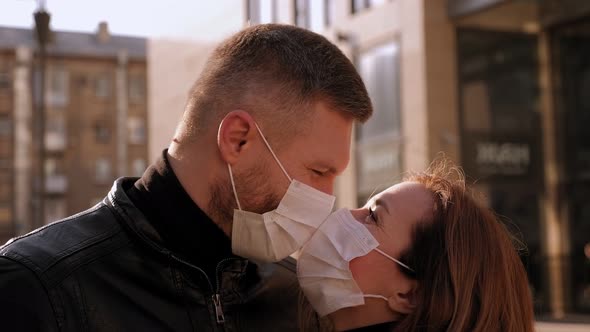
0 0 244 41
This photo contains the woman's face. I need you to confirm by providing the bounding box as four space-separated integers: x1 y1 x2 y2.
331 181 433 328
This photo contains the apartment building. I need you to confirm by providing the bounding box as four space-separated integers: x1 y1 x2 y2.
0 22 148 242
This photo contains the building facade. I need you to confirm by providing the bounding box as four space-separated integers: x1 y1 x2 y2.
246 0 590 328
0 23 148 243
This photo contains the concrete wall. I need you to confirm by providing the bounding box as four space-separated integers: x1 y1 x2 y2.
147 39 216 162
423 0 461 164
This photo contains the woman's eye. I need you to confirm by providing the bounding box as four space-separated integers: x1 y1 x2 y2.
367 206 378 224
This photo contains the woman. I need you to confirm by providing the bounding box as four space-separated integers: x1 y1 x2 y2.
297 160 534 331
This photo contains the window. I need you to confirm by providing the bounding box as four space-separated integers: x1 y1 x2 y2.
246 0 275 25
246 0 260 24
294 0 310 28
309 0 327 32
261 0 275 23
128 75 145 104
75 74 89 88
458 27 546 315
355 42 402 199
132 158 146 177
45 158 58 176
95 74 111 98
357 43 401 141
45 115 66 151
44 158 67 194
369 0 387 7
324 0 335 27
47 65 68 107
351 0 369 14
0 117 11 137
350 0 386 14
94 121 110 144
95 158 112 184
127 117 146 145
0 71 10 90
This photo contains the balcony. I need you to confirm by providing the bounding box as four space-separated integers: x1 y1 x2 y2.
45 132 66 151
45 174 67 194
45 121 67 152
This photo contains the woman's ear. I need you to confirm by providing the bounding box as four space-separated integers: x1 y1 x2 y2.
217 110 257 165
387 281 417 315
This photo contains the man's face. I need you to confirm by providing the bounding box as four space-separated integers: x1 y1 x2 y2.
274 101 353 195
210 101 353 224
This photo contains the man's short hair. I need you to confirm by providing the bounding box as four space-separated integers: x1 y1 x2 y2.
177 24 372 142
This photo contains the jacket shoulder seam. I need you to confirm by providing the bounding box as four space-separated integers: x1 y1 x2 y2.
1 203 105 250
1 204 125 275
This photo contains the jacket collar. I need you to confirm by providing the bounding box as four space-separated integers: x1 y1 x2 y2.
106 150 239 278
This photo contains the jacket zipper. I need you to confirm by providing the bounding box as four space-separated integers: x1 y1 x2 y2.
168 253 224 326
212 293 225 324
212 257 240 324
170 253 241 326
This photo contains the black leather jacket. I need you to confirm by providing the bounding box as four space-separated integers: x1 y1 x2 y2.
0 177 314 331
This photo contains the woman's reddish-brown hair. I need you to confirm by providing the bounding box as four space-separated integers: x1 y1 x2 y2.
393 159 534 332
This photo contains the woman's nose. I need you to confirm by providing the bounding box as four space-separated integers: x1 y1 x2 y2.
349 208 367 222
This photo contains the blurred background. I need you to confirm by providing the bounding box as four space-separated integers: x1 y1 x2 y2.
1 0 589 330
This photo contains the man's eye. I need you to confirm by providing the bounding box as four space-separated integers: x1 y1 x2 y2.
312 169 325 176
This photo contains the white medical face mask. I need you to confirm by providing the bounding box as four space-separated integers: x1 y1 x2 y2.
297 208 414 317
228 123 336 263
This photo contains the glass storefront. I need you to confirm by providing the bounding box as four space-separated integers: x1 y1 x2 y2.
457 28 547 313
456 14 590 321
552 18 590 314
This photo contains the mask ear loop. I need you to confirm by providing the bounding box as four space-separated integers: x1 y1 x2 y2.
374 248 415 273
254 123 292 183
228 164 242 211
364 294 389 301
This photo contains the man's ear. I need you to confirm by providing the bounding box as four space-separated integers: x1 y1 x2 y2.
217 110 257 165
387 282 417 315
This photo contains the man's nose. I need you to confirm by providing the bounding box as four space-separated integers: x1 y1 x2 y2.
324 185 334 196
313 179 335 196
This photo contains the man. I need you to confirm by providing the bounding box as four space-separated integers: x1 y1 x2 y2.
0 24 371 331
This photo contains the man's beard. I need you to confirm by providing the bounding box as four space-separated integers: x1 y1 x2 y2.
208 162 282 229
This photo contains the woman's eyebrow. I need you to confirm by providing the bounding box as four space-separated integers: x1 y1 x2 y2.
375 198 391 214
